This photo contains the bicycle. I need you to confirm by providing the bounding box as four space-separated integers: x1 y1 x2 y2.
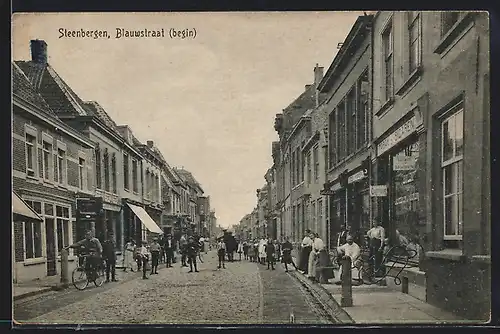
72 254 105 290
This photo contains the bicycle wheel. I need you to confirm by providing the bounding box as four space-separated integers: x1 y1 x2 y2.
198 252 204 263
94 266 106 287
72 267 89 290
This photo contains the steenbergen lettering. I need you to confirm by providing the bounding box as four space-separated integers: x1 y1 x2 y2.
58 28 166 39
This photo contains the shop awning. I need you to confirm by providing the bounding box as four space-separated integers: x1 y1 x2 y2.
12 191 43 221
126 203 163 234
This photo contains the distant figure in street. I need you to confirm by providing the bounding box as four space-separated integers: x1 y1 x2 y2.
258 238 267 265
137 240 150 279
186 236 200 273
217 238 226 269
337 235 361 283
123 239 136 272
243 241 249 260
164 234 175 268
281 236 297 272
102 234 118 283
237 240 244 261
149 237 161 275
179 234 188 267
299 229 313 273
265 239 276 270
159 235 166 264
273 239 281 263
367 218 385 279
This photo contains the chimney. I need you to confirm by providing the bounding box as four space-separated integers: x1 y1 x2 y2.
30 39 48 64
314 63 324 89
305 84 312 91
147 140 154 148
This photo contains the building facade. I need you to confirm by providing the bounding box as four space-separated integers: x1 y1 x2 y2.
372 11 490 320
12 62 95 282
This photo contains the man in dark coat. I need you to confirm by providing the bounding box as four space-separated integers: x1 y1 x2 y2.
102 234 118 283
164 234 175 268
265 239 276 270
186 236 200 273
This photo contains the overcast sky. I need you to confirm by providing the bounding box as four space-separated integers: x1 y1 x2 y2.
13 12 362 228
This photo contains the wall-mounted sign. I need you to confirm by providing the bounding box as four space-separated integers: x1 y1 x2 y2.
377 114 422 156
348 170 366 184
320 182 341 195
393 155 417 171
370 185 388 197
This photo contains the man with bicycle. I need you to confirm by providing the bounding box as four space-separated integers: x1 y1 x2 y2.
65 230 103 281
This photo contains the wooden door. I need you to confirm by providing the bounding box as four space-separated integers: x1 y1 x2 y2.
45 218 57 276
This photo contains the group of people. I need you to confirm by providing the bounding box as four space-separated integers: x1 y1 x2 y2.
298 230 335 283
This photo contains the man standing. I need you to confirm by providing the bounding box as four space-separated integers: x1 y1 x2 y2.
367 218 385 279
186 236 199 273
337 235 362 283
103 234 118 283
179 233 188 267
299 229 313 274
164 234 175 268
137 240 150 279
149 237 161 275
217 237 226 269
265 239 276 270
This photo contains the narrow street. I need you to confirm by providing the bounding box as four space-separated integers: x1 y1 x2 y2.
14 251 334 325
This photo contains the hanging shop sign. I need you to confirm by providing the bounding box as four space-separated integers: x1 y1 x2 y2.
320 182 341 195
348 170 366 184
393 155 417 171
377 114 422 156
370 185 388 197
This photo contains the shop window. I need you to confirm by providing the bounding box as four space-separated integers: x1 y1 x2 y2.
25 134 36 177
56 205 70 254
24 200 43 259
442 107 464 240
392 141 420 249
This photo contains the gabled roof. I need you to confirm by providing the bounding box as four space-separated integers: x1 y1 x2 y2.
174 168 204 193
82 101 122 137
12 62 55 117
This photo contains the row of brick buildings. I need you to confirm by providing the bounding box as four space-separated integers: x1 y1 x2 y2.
12 39 218 284
238 11 490 320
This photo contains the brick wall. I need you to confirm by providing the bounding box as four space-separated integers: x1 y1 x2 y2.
13 221 24 262
12 137 26 172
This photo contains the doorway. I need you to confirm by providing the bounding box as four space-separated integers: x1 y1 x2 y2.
45 218 57 276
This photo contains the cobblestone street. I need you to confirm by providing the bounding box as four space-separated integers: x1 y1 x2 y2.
14 251 333 325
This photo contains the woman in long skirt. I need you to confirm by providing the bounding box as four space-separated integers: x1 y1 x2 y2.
315 248 335 283
299 230 313 273
123 239 136 272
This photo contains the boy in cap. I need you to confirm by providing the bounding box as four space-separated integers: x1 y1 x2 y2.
149 237 161 275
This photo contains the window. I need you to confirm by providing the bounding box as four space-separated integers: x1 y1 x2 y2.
329 110 337 167
301 141 305 182
338 101 346 160
382 22 394 101
306 151 312 184
55 149 65 184
441 11 461 37
357 71 369 149
311 201 316 231
346 89 356 155
56 205 70 254
132 159 138 193
442 107 464 240
42 141 52 181
104 151 110 192
408 12 422 74
156 175 160 202
123 153 130 190
78 158 85 189
111 154 117 193
291 151 296 186
25 134 36 177
95 146 102 189
24 201 43 259
313 146 319 181
317 199 323 230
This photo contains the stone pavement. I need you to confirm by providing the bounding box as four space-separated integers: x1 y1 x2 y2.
291 253 471 324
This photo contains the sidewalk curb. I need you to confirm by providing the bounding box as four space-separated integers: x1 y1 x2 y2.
13 287 53 302
290 270 355 324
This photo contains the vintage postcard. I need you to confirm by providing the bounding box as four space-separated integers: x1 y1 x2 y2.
11 11 490 326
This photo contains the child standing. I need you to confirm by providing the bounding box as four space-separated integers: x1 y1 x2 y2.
137 240 150 279
217 238 226 269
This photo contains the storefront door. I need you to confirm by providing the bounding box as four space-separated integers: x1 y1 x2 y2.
45 217 57 276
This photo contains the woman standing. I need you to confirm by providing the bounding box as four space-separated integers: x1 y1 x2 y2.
123 239 136 272
237 240 244 261
299 229 313 274
281 237 297 272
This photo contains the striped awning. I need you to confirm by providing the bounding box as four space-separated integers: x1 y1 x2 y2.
12 191 43 221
